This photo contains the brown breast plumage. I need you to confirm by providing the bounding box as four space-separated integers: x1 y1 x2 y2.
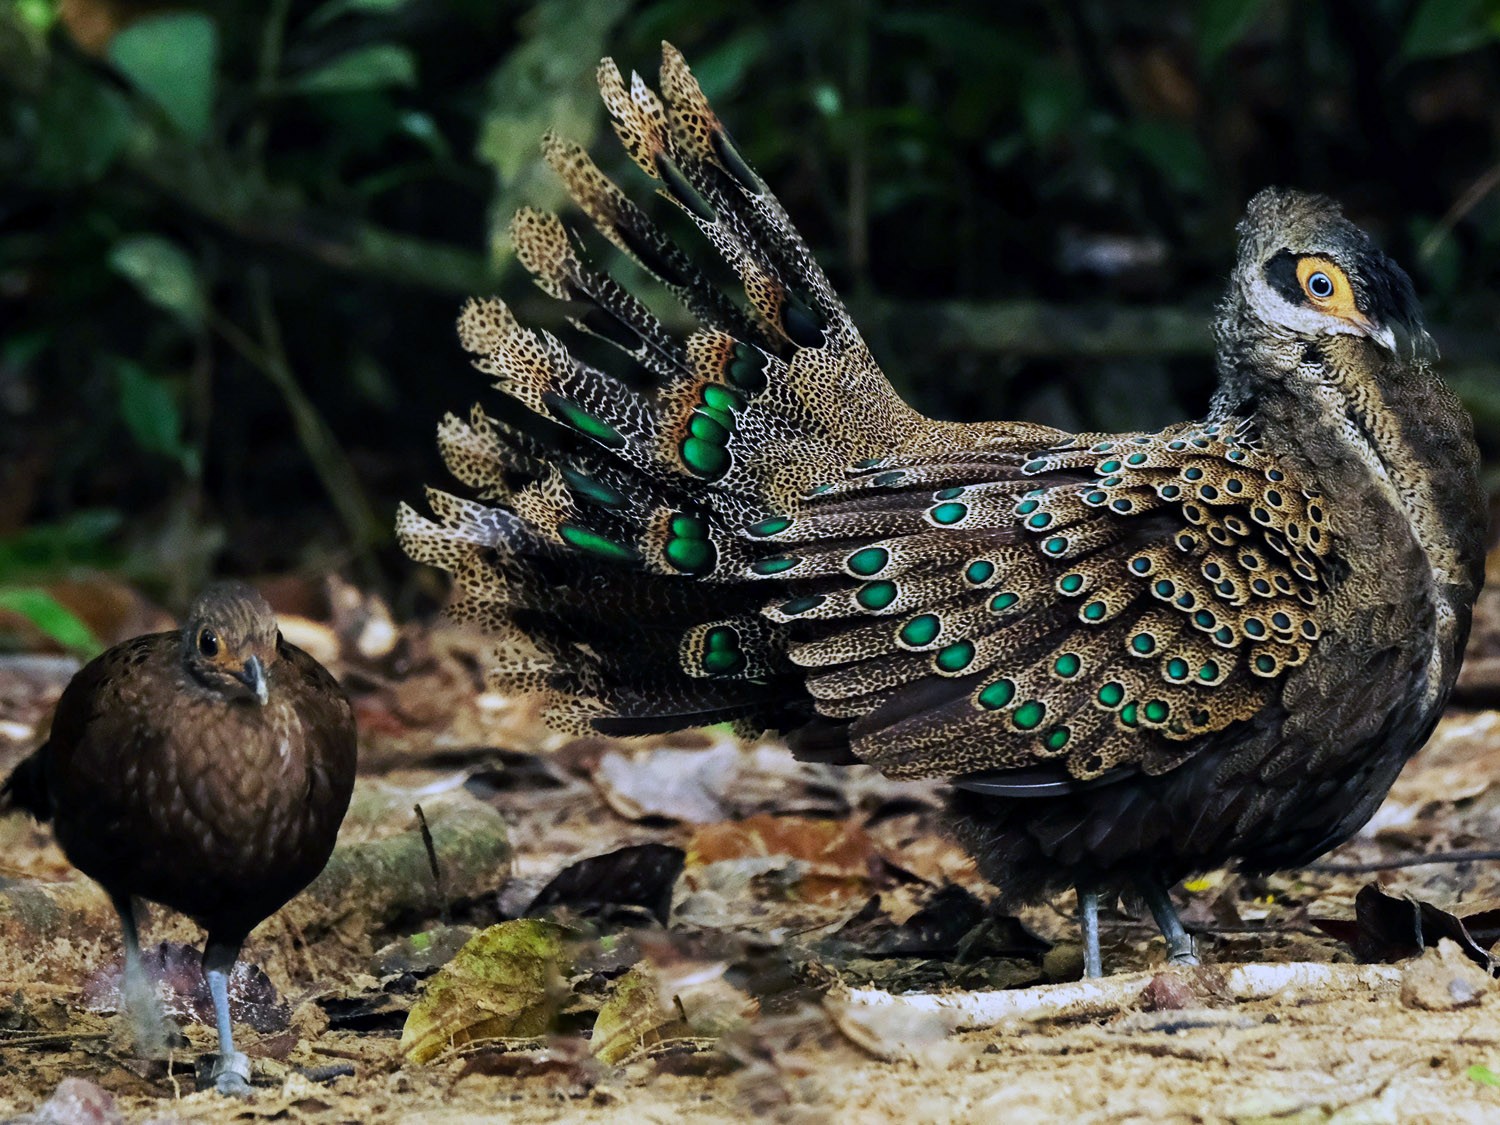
1 582 357 1094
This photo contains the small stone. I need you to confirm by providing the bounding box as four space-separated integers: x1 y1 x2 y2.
1399 939 1493 1011
28 1078 122 1125
1140 971 1199 1012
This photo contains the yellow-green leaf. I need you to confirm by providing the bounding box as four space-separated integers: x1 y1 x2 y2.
590 966 677 1066
400 919 573 1064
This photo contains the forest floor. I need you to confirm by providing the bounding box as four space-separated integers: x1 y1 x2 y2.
1 569 1499 1124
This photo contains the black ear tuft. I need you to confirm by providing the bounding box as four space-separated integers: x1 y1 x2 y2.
1359 250 1435 364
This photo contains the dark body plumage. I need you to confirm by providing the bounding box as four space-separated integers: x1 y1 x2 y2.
2 583 357 1090
400 47 1487 973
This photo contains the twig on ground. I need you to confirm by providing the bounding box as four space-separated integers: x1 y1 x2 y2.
845 962 1404 1029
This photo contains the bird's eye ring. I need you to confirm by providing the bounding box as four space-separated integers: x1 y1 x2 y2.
198 628 219 657
1306 271 1334 299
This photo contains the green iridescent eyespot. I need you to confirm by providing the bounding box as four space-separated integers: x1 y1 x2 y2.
1143 699 1170 723
899 614 940 646
689 412 728 443
978 679 1015 709
990 591 1020 613
701 625 745 675
1012 700 1046 730
560 523 639 563
936 641 975 672
1166 658 1189 681
1054 652 1081 677
682 436 729 479
1043 726 1071 752
779 595 825 615
935 487 965 500
1130 633 1156 655
664 513 715 574
562 467 625 509
751 555 797 575
1059 573 1084 594
1082 601 1106 621
680 384 742 480
931 502 968 525
747 516 792 537
857 581 898 610
725 342 769 393
965 560 995 585
544 394 626 448
848 546 889 576
1098 681 1125 707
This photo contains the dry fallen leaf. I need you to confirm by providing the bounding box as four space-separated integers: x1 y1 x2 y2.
688 814 878 904
400 919 574 1064
590 965 681 1066
596 744 742 823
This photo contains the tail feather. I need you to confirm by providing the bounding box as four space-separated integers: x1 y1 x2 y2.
1 749 51 822
400 44 1054 743
541 133 771 348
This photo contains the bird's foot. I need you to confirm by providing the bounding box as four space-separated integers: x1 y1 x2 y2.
210 1050 253 1097
1165 934 1199 967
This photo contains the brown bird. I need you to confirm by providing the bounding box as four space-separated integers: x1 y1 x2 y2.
1 583 357 1093
399 47 1486 975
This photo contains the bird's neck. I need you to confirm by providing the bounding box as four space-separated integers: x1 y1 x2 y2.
1213 321 1486 698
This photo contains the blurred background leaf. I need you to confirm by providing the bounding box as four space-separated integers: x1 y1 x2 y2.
106 11 218 139
0 589 104 656
108 235 206 328
292 43 418 94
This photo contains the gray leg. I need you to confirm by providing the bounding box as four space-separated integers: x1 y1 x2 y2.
1078 885 1102 979
110 893 168 1056
203 936 252 1096
1136 876 1199 966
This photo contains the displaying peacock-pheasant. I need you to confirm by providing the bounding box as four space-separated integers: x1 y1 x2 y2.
399 45 1487 976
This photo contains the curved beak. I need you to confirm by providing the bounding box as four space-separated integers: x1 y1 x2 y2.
236 655 269 706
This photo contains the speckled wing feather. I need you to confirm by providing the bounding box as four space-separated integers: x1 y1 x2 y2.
749 420 1332 783
397 46 1329 785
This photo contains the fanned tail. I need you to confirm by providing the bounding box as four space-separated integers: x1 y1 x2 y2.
400 44 1332 801
399 44 937 736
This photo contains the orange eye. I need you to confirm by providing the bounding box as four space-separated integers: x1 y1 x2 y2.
1295 256 1359 320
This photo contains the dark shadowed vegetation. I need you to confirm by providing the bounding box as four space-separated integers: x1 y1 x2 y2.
2 0 1499 632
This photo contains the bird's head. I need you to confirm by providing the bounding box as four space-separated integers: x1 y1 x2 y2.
181 582 281 706
1223 187 1434 372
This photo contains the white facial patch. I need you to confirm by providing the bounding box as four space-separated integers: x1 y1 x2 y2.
1239 264 1373 344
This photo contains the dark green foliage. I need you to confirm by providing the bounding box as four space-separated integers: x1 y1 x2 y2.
3 0 1499 617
